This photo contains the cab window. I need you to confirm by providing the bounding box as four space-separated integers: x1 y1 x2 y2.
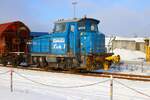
78 21 86 31
90 22 98 32
54 23 66 33
70 25 75 32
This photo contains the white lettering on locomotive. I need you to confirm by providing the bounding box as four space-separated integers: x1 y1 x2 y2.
52 38 65 49
53 38 65 43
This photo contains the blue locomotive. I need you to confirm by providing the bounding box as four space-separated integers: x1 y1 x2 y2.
29 17 120 70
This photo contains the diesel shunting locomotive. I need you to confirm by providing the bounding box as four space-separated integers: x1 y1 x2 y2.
30 17 120 70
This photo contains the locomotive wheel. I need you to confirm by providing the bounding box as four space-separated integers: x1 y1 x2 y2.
32 57 40 67
39 57 44 68
66 58 73 69
39 57 48 68
36 57 41 68
31 57 35 65
32 56 40 67
72 58 80 68
32 56 37 65
43 57 48 67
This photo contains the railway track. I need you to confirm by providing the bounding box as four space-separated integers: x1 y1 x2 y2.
80 71 150 82
0 65 150 82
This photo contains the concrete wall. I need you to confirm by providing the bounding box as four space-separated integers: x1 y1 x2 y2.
136 42 145 52
112 40 136 50
112 40 145 52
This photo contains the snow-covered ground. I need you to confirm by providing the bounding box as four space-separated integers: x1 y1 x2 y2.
105 36 146 61
103 36 150 75
0 67 149 100
96 63 150 76
113 48 145 61
97 48 150 75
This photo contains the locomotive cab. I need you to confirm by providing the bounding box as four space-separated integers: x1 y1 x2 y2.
78 18 105 55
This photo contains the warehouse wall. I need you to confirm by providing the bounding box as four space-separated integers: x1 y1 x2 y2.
112 40 145 52
136 42 145 52
112 40 136 50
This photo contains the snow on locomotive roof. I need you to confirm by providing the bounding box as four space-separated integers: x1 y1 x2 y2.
55 18 100 24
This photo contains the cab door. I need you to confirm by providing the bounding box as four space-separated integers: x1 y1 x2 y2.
68 23 76 56
68 23 81 61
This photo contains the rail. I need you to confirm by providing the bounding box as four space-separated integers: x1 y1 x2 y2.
0 65 150 81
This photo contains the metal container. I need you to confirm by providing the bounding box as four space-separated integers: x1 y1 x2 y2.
0 21 30 66
0 21 30 54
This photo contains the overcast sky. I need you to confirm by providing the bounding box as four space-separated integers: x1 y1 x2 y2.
0 0 150 37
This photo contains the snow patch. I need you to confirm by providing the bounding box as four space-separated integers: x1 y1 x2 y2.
113 49 145 61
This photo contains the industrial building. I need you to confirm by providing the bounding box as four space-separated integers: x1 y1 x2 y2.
112 37 145 52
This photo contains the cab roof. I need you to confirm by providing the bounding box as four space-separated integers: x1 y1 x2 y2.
55 17 100 24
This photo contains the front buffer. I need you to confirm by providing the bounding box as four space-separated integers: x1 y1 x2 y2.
85 53 120 71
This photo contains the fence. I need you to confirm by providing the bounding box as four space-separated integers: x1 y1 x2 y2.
0 69 150 100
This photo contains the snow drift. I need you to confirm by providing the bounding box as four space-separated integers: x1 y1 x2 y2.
113 49 145 61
